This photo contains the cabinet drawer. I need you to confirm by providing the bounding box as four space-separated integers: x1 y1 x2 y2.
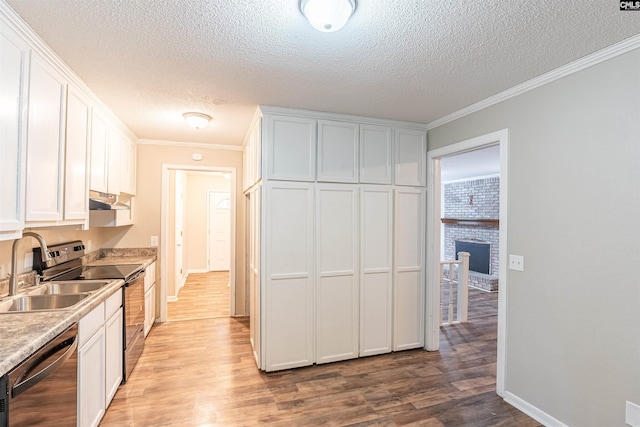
105 287 122 319
79 302 105 346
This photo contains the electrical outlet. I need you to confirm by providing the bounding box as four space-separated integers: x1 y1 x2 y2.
150 236 159 247
23 252 34 269
627 401 640 427
87 240 92 251
0 265 4 279
509 254 524 272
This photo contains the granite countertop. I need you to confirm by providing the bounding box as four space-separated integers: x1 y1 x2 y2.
0 249 157 377
0 279 124 376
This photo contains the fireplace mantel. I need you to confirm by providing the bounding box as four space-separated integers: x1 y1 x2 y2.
441 218 499 226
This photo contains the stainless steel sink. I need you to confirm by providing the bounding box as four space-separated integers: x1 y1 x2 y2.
27 281 111 296
0 294 89 313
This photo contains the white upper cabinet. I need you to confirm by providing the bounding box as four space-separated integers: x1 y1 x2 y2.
394 128 426 187
64 87 90 221
106 129 120 195
119 135 136 195
265 115 316 182
317 120 359 183
360 125 392 185
90 110 108 193
90 110 124 195
0 26 28 240
243 114 262 191
25 53 67 222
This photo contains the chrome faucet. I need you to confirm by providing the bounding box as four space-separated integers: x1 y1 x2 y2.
9 232 52 296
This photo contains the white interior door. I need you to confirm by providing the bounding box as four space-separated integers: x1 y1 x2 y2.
209 191 231 271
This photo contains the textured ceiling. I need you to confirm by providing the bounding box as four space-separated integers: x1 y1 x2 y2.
5 0 640 146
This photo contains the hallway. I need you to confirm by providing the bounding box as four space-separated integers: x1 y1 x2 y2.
168 271 230 321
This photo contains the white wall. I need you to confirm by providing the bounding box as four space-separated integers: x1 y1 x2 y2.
428 49 640 426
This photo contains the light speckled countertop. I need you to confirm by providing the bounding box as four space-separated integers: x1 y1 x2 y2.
0 250 156 377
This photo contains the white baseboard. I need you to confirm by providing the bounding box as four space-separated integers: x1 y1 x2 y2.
167 296 178 302
187 268 209 274
504 391 568 427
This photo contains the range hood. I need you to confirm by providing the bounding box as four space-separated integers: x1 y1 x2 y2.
89 192 129 210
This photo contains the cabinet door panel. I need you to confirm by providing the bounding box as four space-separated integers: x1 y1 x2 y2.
316 185 359 364
107 129 120 194
105 309 123 406
360 187 393 356
395 128 426 186
64 89 90 220
79 329 105 427
25 54 67 221
360 125 392 184
317 120 358 183
393 188 425 350
90 111 108 193
264 183 314 371
0 28 28 238
266 115 316 182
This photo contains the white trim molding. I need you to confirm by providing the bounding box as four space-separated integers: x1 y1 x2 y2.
504 392 569 427
138 139 243 151
426 128 509 397
426 34 640 130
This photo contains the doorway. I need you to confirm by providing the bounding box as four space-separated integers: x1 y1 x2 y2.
426 129 509 396
160 165 237 323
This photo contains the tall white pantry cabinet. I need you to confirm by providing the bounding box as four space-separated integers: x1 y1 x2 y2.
243 107 427 372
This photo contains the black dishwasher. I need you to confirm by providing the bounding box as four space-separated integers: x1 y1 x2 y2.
0 324 78 426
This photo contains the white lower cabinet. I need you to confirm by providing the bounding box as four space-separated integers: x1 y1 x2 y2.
144 261 157 337
264 182 315 371
78 288 122 427
316 184 359 364
360 187 394 356
393 188 426 350
104 306 123 405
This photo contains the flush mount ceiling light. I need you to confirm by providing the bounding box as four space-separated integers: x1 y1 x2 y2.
183 112 212 129
299 0 356 32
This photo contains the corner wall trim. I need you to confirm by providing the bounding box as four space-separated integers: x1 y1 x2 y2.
426 34 640 130
503 391 569 427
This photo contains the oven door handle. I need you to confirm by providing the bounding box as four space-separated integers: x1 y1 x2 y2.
12 335 78 398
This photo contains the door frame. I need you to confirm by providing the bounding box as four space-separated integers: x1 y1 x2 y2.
425 128 509 396
160 164 237 322
207 189 232 272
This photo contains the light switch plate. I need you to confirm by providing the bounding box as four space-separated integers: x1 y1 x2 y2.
509 254 524 271
627 400 640 427
150 236 159 247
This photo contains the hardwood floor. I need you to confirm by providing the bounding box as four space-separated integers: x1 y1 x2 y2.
168 271 230 321
102 288 539 426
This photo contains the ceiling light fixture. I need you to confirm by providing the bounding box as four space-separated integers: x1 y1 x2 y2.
299 0 356 33
183 112 212 129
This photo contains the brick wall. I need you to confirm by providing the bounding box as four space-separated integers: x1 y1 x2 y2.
443 177 500 286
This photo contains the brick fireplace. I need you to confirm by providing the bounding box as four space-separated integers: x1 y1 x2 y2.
443 176 500 291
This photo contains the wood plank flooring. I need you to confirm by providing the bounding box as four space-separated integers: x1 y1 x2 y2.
102 287 539 426
168 271 230 321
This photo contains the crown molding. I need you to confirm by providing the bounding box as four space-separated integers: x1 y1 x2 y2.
426 33 640 131
137 139 243 151
259 105 429 130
